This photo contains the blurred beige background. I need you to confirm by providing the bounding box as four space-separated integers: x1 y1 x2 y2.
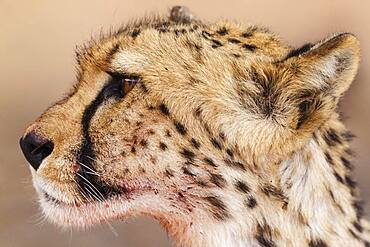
0 0 369 246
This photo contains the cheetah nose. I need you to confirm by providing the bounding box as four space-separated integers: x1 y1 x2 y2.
19 132 54 171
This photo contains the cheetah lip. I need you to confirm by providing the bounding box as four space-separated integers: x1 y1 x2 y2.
42 180 154 207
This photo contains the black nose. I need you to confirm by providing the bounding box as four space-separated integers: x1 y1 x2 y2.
19 132 54 171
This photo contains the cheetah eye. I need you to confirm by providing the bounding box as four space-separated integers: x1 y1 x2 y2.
103 72 140 99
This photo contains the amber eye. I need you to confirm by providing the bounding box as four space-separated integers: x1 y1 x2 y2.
122 76 138 95
103 72 140 99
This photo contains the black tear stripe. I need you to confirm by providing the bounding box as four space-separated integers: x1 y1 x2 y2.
77 79 127 201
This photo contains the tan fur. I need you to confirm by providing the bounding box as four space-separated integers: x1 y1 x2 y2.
21 6 369 247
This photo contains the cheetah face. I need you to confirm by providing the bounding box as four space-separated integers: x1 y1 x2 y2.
19 7 360 229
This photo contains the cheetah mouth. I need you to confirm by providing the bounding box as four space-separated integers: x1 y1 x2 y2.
36 177 158 228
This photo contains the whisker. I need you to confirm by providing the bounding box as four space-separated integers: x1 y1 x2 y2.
76 174 105 203
71 177 91 204
76 173 105 201
82 182 104 202
84 155 110 169
84 171 101 176
69 227 73 247
73 173 102 205
31 212 48 226
78 161 101 175
104 219 119 237
77 185 91 203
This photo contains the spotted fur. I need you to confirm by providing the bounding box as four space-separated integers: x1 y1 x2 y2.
21 6 369 247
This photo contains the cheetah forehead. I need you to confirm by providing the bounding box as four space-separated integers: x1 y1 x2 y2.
76 15 289 76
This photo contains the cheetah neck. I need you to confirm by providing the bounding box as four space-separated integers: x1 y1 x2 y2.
160 125 369 247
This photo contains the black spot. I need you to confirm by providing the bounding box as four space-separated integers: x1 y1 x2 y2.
342 131 355 142
180 148 195 162
324 152 334 165
308 239 328 247
190 138 201 149
203 123 212 135
345 175 357 188
211 39 223 48
165 129 172 137
235 180 250 194
204 157 217 167
182 166 195 177
228 38 241 44
159 103 170 115
255 223 276 247
148 129 155 135
211 138 222 150
349 228 361 240
159 142 168 151
174 121 187 135
246 196 257 208
194 106 202 117
204 196 230 220
107 43 120 58
224 159 245 170
219 132 226 140
353 200 364 220
226 148 234 158
196 180 209 187
201 30 213 40
165 168 174 177
333 171 344 184
262 185 287 202
323 128 342 146
140 139 148 147
140 82 149 93
328 189 344 214
131 146 136 154
341 156 353 170
131 29 141 38
158 26 169 33
241 31 254 38
209 173 226 188
353 221 363 232
242 44 257 51
216 27 228 36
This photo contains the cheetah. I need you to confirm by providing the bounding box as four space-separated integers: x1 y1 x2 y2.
19 6 370 247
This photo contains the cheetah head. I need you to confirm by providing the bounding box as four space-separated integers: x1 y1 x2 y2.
19 6 360 237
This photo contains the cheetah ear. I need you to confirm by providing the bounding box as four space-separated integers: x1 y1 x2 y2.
169 6 196 24
283 33 360 130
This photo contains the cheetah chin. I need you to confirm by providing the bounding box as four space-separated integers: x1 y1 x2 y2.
33 173 156 228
